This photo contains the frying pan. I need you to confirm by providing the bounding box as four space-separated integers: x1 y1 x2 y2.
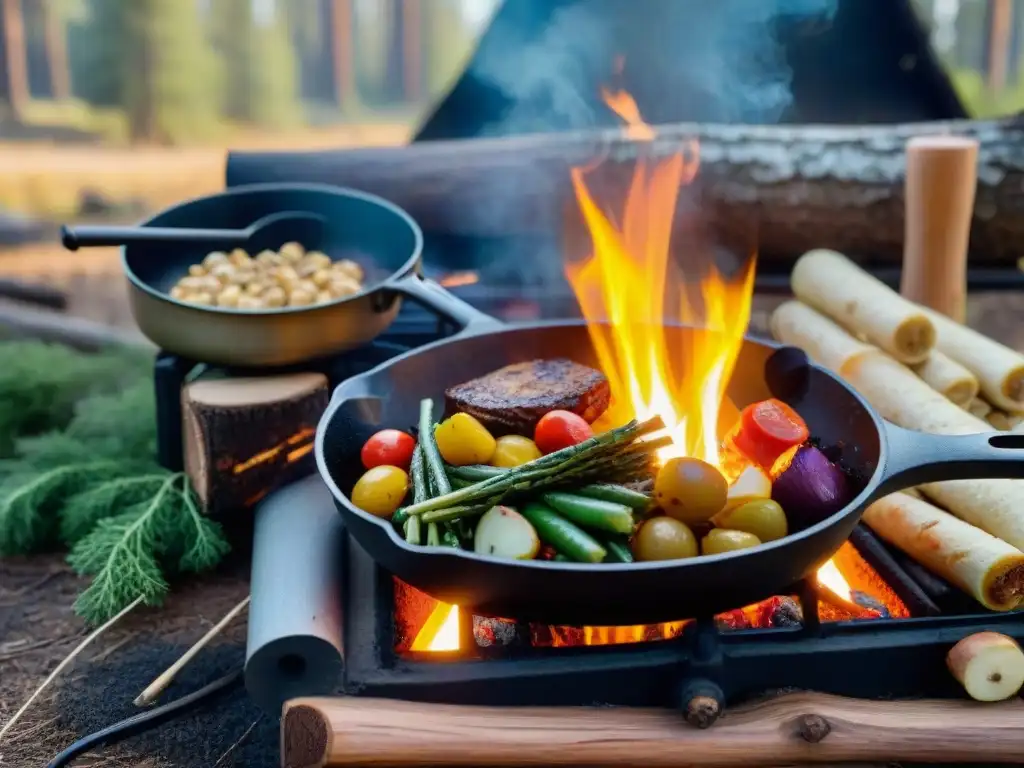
316 294 1024 627
63 183 495 367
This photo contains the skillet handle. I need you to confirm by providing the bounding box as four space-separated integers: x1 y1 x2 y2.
877 421 1024 493
386 272 504 335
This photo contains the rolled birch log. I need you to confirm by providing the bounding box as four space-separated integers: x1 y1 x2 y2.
863 492 1024 611
768 300 876 374
919 306 1024 413
791 249 935 364
967 398 993 420
841 352 1024 551
911 351 979 406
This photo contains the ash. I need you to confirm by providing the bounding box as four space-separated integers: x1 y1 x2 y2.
56 641 278 768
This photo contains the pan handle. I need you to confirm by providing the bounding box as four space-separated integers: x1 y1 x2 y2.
386 272 504 336
877 421 1024 493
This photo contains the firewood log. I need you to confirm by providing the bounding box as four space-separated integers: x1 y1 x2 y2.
182 372 328 516
227 115 1024 265
280 693 1024 767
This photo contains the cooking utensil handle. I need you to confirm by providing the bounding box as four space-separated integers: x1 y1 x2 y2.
387 273 504 335
878 421 1024 492
61 224 244 251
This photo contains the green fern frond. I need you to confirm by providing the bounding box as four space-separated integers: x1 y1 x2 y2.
0 461 124 554
59 473 172 544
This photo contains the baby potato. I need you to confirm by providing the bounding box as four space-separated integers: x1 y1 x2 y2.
209 263 236 283
245 280 271 296
289 288 316 306
187 264 207 277
279 241 305 261
311 269 333 288
255 249 281 266
316 290 333 304
270 265 301 289
170 285 189 300
189 291 216 306
263 286 287 307
303 251 332 271
237 294 265 309
334 259 364 281
227 268 257 286
328 277 360 298
202 251 229 268
216 284 242 307
228 248 251 267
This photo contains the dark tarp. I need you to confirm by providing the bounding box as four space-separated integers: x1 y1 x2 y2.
415 0 966 142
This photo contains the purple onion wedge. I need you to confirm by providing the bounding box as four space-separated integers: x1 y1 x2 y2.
771 445 851 529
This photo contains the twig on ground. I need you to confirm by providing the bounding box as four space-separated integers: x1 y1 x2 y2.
212 716 261 767
89 634 137 664
0 631 88 663
133 595 250 707
0 595 144 744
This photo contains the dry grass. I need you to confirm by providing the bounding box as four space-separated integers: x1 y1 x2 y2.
0 123 413 220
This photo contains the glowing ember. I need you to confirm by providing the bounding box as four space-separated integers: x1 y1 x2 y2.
566 89 754 464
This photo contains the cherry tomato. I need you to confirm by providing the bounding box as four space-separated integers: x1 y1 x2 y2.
534 410 594 455
351 465 409 518
361 429 416 471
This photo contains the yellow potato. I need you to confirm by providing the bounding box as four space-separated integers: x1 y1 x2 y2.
263 286 287 307
216 284 242 307
237 294 265 309
279 241 305 261
202 251 229 268
187 264 207 277
228 248 251 267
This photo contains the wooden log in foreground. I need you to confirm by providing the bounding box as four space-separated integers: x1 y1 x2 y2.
227 116 1024 266
280 693 1024 767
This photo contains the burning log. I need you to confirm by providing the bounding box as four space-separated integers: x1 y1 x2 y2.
227 115 1024 265
280 692 1024 766
182 372 327 516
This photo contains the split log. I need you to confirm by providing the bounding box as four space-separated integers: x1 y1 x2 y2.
280 692 1024 767
182 372 328 517
227 116 1024 266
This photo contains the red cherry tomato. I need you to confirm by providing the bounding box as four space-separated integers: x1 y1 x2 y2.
361 429 416 470
534 410 594 454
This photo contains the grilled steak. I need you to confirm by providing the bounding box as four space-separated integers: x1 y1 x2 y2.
445 359 610 434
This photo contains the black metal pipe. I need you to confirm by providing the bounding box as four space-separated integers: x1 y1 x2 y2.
849 524 941 617
0 278 67 310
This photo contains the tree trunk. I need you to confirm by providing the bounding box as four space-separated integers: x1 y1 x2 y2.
401 0 421 102
40 0 69 100
0 0 29 120
226 115 1024 266
327 0 355 108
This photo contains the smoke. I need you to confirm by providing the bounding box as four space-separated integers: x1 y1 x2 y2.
469 0 839 133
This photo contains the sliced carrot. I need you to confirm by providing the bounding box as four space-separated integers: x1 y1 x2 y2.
730 399 809 471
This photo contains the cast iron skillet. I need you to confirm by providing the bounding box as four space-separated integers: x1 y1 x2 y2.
63 183 493 367
316 292 1024 627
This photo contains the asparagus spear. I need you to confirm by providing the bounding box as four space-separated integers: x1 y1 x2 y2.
417 400 451 495
400 417 661 517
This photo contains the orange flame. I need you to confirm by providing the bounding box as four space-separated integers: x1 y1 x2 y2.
566 88 755 464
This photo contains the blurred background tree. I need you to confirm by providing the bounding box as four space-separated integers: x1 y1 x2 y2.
1 0 492 144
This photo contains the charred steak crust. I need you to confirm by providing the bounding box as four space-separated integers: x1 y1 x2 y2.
445 359 611 434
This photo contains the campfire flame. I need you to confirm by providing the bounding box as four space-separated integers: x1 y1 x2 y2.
566 87 754 464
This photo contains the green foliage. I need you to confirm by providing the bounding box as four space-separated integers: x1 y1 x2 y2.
0 341 150 458
0 341 230 625
68 474 229 621
209 0 303 128
71 0 222 143
949 66 1024 119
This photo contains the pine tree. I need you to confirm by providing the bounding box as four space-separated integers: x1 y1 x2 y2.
71 0 220 143
209 0 302 128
